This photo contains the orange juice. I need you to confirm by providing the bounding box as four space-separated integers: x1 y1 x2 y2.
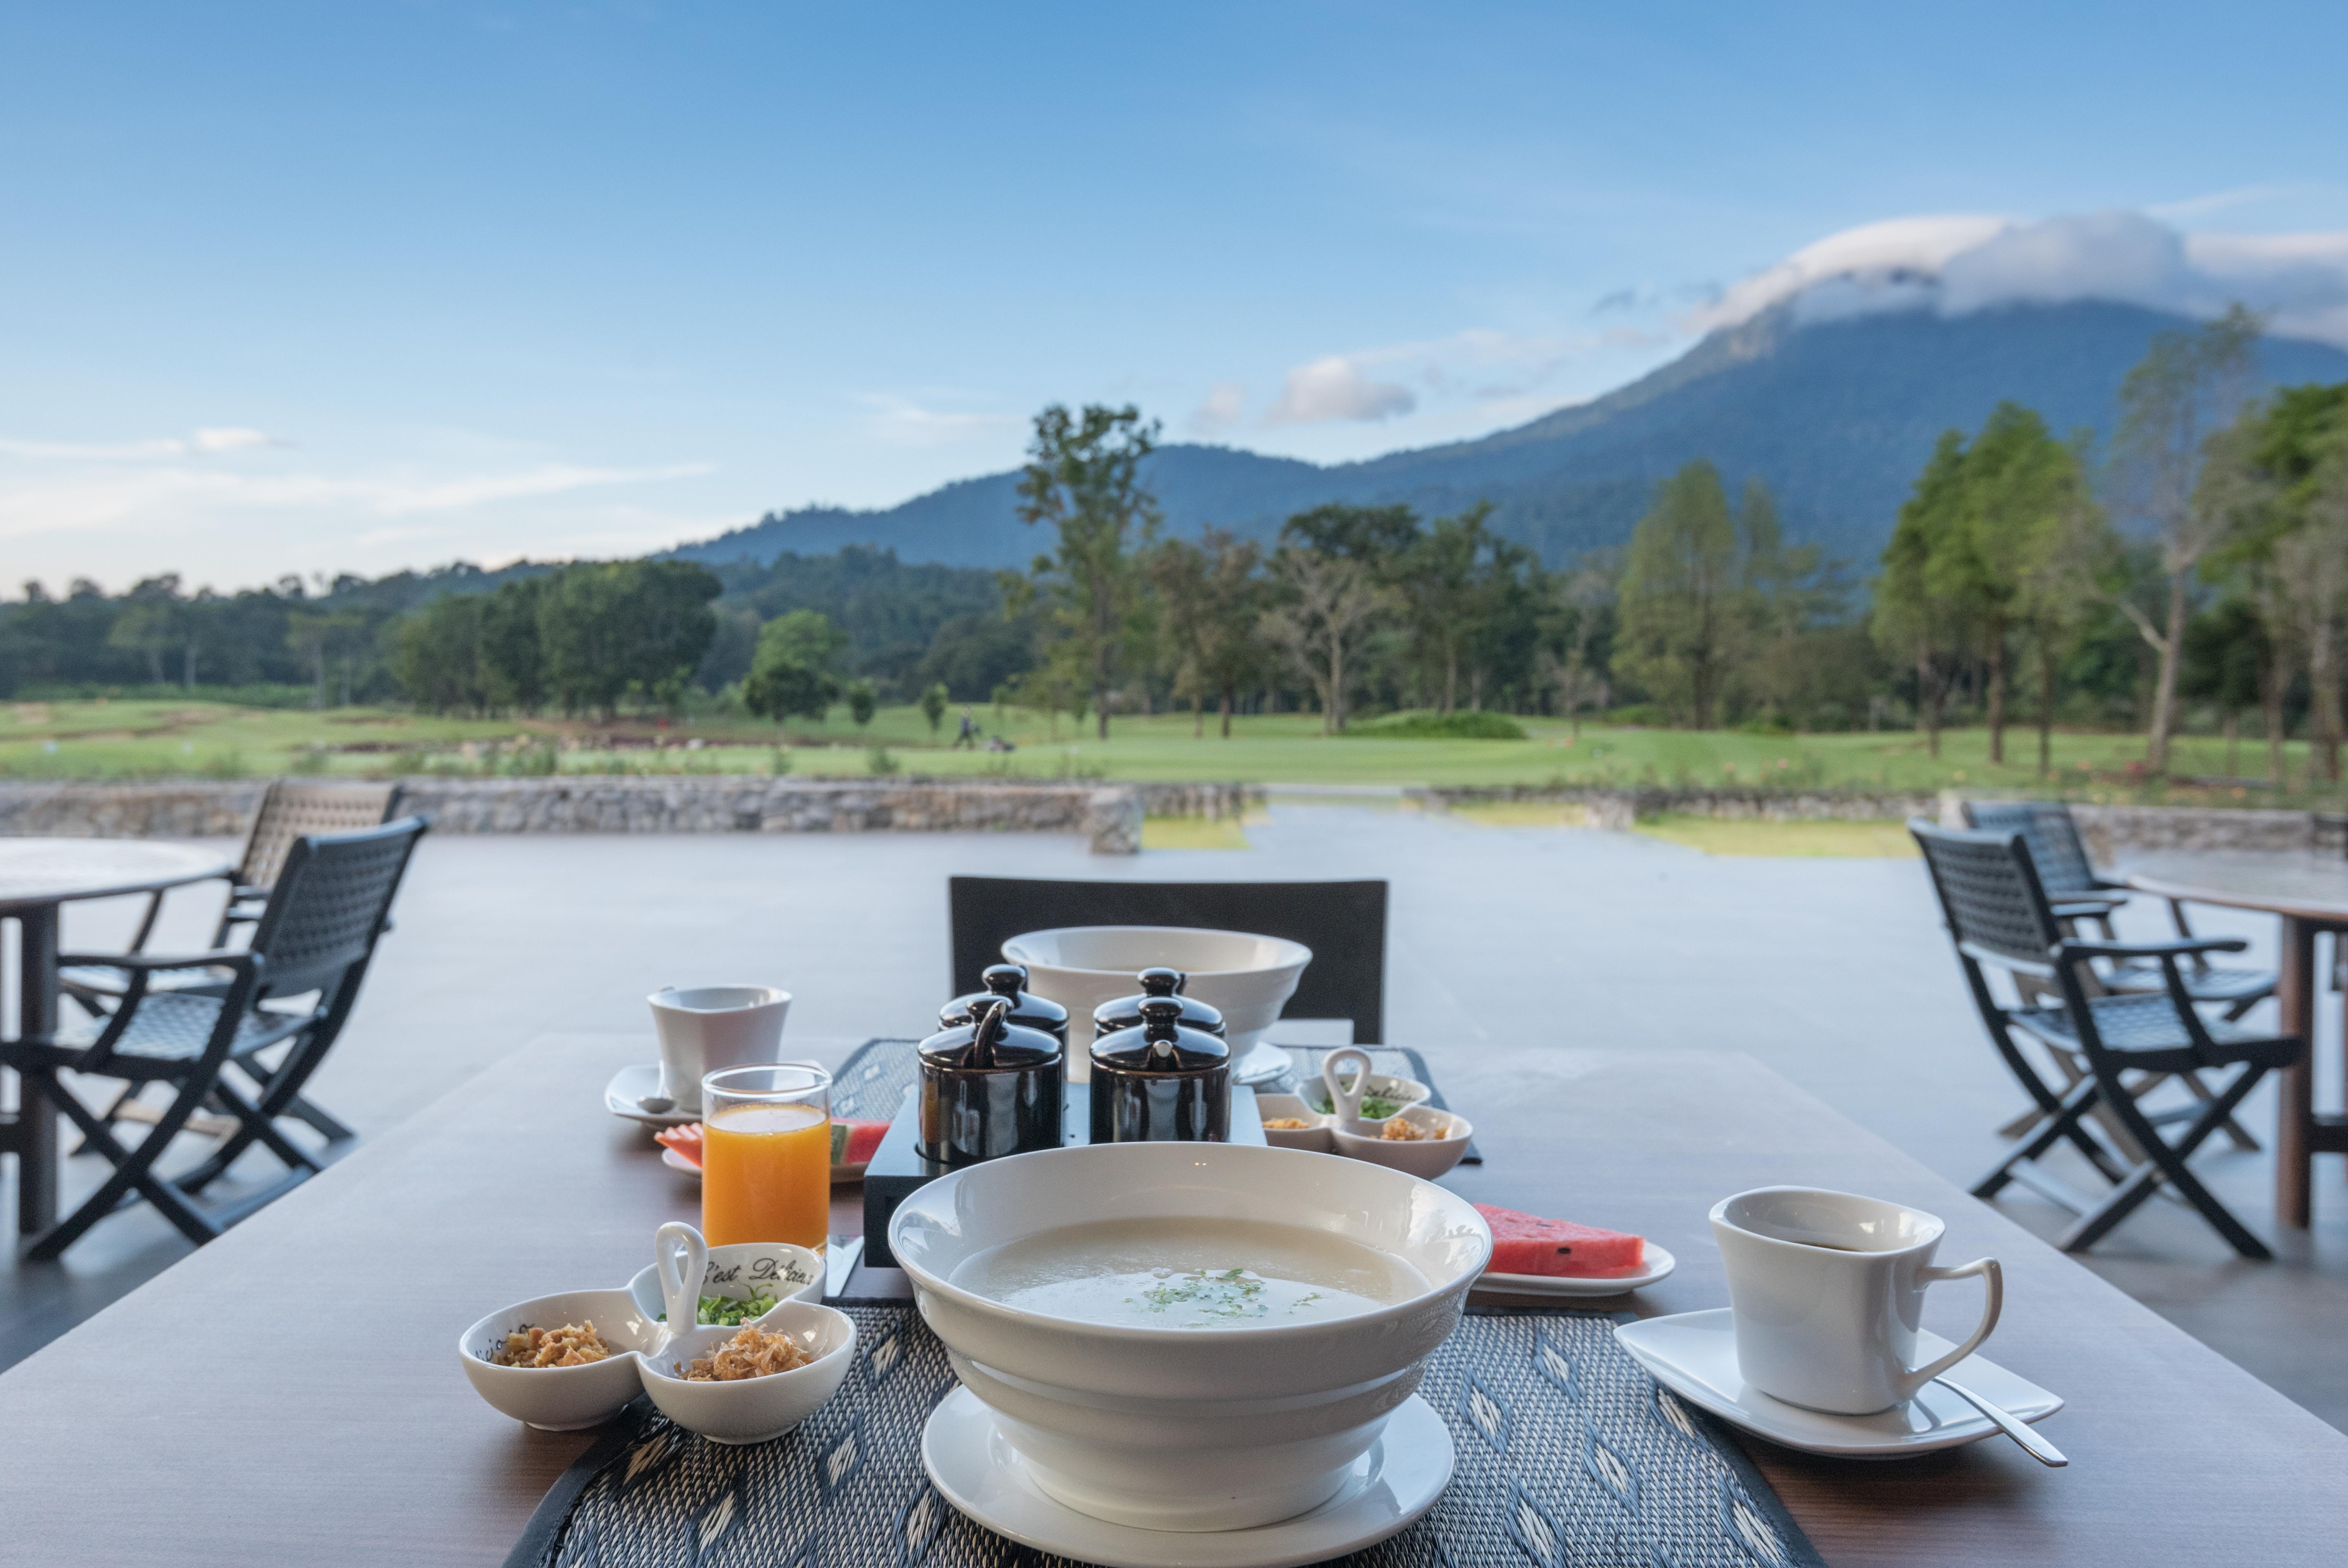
701 1102 831 1247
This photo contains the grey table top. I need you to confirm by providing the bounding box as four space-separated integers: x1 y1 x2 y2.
0 836 233 914
2124 849 2348 922
1 1033 2345 1566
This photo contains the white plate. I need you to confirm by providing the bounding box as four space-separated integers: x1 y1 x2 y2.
1614 1309 2063 1459
604 1063 697 1128
1475 1242 1675 1297
922 1386 1452 1568
661 1147 701 1178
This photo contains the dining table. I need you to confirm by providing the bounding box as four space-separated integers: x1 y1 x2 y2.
0 836 235 1237
1 1029 2345 1565
2124 851 2348 1227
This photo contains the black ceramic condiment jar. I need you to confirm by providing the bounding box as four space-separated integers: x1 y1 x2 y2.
1091 966 1226 1041
940 962 1071 1048
918 997 1066 1167
1089 995 1230 1145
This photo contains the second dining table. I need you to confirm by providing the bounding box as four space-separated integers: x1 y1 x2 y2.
2124 851 2348 1227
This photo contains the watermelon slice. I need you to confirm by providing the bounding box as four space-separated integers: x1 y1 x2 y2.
830 1118 889 1169
1476 1203 1645 1278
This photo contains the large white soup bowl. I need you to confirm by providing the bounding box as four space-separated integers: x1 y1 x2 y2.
889 1141 1489 1533
1001 925 1312 1068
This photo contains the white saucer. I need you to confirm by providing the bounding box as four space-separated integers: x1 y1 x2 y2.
604 1063 697 1128
1614 1309 2063 1459
1475 1242 1675 1297
660 1148 701 1178
921 1386 1453 1568
1232 1038 1294 1086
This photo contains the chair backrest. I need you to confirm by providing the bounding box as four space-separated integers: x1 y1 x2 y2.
948 877 1388 1043
247 818 428 997
238 780 407 892
1959 800 2099 898
1909 819 2065 974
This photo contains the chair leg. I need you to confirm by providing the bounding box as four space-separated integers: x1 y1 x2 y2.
2176 1068 2261 1153
231 1044 356 1143
24 1073 223 1258
1975 1078 2104 1199
176 1077 322 1194
68 1082 145 1155
2060 1064 2273 1259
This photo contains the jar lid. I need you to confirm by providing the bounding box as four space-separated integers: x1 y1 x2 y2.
941 963 1070 1037
1093 966 1226 1038
921 996 1063 1071
1090 996 1229 1074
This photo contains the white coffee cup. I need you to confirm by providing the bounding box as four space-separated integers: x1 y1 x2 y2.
1709 1186 2001 1415
648 986 791 1113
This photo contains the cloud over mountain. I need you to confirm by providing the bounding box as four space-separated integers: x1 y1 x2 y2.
1694 210 2348 348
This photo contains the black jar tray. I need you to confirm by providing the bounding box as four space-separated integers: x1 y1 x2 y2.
860 1080 1265 1269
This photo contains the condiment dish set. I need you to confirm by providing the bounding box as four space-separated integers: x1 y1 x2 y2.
460 1223 854 1442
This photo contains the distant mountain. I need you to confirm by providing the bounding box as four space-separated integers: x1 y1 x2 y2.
668 301 2348 572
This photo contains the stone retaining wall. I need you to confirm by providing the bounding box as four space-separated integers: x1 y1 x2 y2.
1938 793 2333 857
1416 785 1938 830
0 778 1157 855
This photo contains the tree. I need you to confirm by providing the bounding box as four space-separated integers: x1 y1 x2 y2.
1260 547 1392 734
1873 433 1972 757
390 595 488 714
1540 559 1616 737
921 681 949 735
2181 599 2270 780
1151 526 1266 738
1616 461 1745 729
537 561 721 718
2009 433 2116 776
1013 403 1161 739
1935 403 2091 765
478 578 548 712
107 575 185 685
1399 505 1491 715
846 677 879 729
2110 304 2263 773
742 609 846 729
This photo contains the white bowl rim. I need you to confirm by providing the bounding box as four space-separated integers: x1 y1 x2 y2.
635 1301 857 1387
1002 925 1312 979
460 1287 660 1368
889 1143 1490 1343
1334 1105 1473 1148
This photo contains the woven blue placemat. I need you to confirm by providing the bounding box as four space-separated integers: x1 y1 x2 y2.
507 1304 1821 1568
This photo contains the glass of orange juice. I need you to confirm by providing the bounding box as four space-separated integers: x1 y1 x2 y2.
700 1063 833 1249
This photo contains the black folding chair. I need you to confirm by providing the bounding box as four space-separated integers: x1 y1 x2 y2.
1910 819 2298 1258
948 877 1386 1044
61 780 407 1146
1961 800 2276 1019
4 817 426 1258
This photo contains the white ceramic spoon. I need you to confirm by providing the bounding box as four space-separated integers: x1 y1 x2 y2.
653 1221 709 1346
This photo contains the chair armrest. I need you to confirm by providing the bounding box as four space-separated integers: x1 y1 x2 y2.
56 949 258 975
2062 936 2249 961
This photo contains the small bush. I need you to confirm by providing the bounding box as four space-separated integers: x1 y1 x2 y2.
1342 711 1527 741
866 745 899 776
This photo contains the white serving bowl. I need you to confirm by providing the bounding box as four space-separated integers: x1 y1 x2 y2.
636 1302 857 1444
1300 1072 1431 1127
888 1141 1489 1533
459 1288 664 1431
1331 1105 1473 1179
1001 925 1312 1069
1253 1092 1335 1152
627 1240 826 1325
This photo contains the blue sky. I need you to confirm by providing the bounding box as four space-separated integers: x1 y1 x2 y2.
5 1 2346 592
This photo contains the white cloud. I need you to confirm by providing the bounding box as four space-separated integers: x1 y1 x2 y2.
1692 210 2348 348
857 393 1018 448
1265 356 1417 425
0 426 287 461
1189 381 1248 436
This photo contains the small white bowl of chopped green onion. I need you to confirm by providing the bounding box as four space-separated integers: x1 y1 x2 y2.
628 1240 825 1325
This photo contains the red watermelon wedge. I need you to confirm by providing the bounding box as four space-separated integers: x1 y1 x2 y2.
1476 1204 1645 1278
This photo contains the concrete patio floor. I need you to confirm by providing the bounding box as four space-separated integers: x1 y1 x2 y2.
5 799 2345 1428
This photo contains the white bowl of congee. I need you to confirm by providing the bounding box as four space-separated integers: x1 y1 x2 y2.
887 1141 1491 1533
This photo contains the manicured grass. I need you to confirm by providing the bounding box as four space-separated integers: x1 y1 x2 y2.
0 696 2328 803
1141 816 1252 851
1633 816 1920 858
1444 800 1597 828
